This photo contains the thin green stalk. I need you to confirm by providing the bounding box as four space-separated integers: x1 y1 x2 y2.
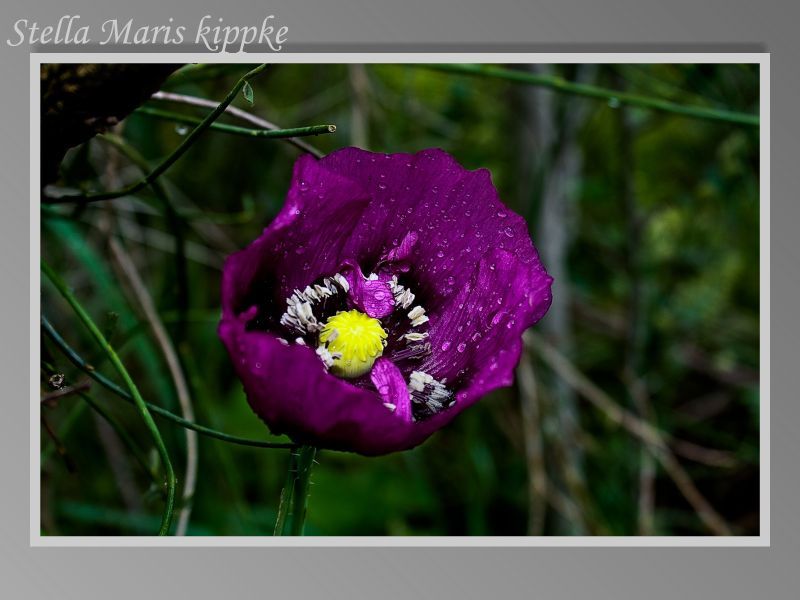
273 450 298 536
135 106 337 139
41 260 176 535
424 64 759 127
42 315 295 450
289 446 317 536
45 63 270 204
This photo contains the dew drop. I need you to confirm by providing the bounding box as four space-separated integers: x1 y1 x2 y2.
294 246 306 255
503 227 515 238
436 250 445 258
457 342 467 353
174 125 189 135
441 341 451 351
497 211 507 218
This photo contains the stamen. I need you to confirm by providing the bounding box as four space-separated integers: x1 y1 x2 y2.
387 276 416 309
392 341 431 362
402 331 429 342
315 345 342 370
408 370 455 418
408 306 429 327
280 272 348 335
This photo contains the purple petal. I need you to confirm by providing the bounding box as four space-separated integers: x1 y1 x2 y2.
341 262 396 319
370 357 413 423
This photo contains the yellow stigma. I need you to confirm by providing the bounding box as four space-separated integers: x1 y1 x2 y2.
318 310 387 379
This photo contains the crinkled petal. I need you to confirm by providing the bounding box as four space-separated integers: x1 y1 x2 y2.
317 148 545 309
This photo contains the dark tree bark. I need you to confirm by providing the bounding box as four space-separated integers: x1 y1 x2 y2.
40 63 182 185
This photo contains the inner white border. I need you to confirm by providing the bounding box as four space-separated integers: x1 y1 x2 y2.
30 52 770 548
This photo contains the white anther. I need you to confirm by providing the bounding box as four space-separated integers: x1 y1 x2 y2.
403 332 428 342
295 337 307 346
315 345 335 368
383 403 397 411
334 273 350 292
408 306 429 327
408 306 425 320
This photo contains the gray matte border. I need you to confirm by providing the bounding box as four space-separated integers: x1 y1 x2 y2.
3 0 795 598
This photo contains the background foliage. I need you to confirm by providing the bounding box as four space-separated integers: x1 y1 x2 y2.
40 63 760 536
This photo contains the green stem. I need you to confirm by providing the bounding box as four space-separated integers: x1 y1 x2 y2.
424 64 759 127
135 106 337 140
42 315 295 450
289 446 317 536
41 260 176 535
45 63 270 204
273 450 298 536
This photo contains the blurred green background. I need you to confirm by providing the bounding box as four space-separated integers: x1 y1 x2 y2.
40 63 760 536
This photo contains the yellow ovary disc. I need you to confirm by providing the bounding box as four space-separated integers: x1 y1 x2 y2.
318 310 387 378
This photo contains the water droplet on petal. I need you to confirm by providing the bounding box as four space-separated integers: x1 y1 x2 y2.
457 342 467 353
497 211 507 218
503 227 515 238
441 342 451 351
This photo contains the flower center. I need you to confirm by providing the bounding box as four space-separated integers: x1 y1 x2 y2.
318 309 388 379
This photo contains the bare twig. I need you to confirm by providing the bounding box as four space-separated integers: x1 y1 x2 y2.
618 89 656 536
41 381 91 405
150 91 324 158
348 65 371 148
108 236 198 536
517 352 547 535
527 331 734 536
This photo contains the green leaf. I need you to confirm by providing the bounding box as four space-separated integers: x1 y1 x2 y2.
242 81 254 105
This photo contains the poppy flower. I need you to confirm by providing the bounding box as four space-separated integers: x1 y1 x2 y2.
218 148 552 455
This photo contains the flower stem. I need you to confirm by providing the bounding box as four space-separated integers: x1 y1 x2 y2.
41 260 176 535
273 450 298 536
424 64 759 127
274 446 317 535
289 446 317 536
41 315 296 450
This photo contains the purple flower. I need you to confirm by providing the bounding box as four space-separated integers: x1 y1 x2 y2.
218 148 552 455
